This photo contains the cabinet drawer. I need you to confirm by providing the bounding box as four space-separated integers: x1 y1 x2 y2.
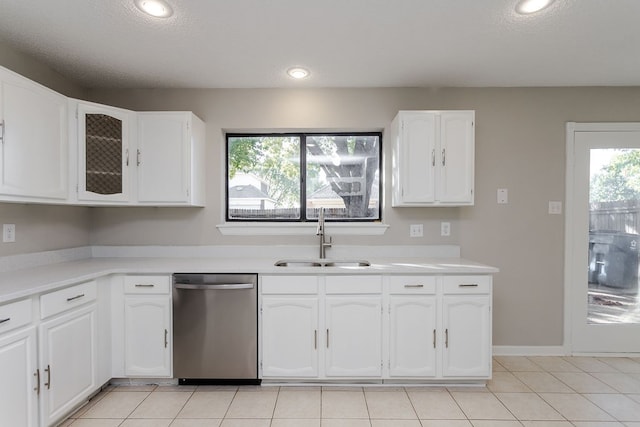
388 276 437 294
0 298 32 334
40 280 97 319
443 275 491 294
261 276 318 294
325 276 382 294
124 275 171 294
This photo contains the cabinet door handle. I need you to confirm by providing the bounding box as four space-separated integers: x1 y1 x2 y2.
125 148 129 166
431 149 435 167
459 284 479 287
34 369 40 395
137 149 141 166
442 148 446 166
0 317 10 324
164 329 168 348
433 329 436 348
44 365 51 389
0 120 5 144
404 284 424 288
445 329 449 348
326 329 330 349
66 293 85 302
314 330 318 350
135 284 155 288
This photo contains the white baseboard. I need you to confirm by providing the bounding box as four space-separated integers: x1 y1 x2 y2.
493 346 567 356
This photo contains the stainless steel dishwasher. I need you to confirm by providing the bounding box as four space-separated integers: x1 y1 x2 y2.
172 273 259 385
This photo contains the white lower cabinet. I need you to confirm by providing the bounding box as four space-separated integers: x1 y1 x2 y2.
39 303 97 427
442 295 492 377
124 297 171 376
387 276 438 378
325 295 382 377
122 275 172 377
261 296 319 377
260 274 492 382
260 275 383 380
0 326 38 427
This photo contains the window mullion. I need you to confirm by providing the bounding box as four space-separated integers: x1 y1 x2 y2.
300 134 307 221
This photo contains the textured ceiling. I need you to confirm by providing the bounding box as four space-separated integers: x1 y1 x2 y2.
0 0 639 89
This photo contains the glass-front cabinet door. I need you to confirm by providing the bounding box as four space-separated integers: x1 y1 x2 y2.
77 101 134 202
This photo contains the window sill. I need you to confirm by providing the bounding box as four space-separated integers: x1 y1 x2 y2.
216 222 389 236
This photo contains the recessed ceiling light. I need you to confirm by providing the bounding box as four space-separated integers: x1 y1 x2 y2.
515 0 554 14
287 67 310 80
134 0 173 18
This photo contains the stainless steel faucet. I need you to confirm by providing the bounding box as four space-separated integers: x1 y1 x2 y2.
316 207 332 259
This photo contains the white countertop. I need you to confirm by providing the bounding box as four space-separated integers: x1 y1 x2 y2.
0 255 498 304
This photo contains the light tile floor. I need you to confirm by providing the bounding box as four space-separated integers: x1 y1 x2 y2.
60 356 640 427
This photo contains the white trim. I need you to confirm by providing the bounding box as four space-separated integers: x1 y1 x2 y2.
493 346 567 356
564 122 576 354
216 222 389 236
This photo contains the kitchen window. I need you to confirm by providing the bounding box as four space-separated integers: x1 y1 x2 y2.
226 133 382 222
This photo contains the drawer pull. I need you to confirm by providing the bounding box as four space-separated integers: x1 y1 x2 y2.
459 284 479 287
135 284 155 288
0 317 10 324
404 284 424 288
66 293 85 302
44 365 51 389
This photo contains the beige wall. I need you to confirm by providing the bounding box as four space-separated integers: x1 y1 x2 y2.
2 37 640 346
86 86 640 347
0 40 91 257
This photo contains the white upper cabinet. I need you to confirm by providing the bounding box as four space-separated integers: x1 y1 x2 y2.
69 103 206 206
0 66 68 202
391 110 474 206
74 100 136 204
137 112 205 206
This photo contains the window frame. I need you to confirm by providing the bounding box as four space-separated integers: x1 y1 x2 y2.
225 131 383 223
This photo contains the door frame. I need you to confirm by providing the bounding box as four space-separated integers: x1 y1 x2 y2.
564 122 640 355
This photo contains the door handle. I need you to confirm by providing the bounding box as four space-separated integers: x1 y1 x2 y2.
0 120 5 144
164 329 168 348
442 148 446 166
433 329 436 348
34 369 40 395
314 330 318 350
326 329 330 348
445 329 449 348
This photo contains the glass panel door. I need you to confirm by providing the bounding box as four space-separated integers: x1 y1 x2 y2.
85 113 123 195
570 128 640 353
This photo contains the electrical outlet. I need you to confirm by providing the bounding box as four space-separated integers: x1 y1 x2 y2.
549 201 562 214
409 224 423 237
3 224 16 243
441 222 451 237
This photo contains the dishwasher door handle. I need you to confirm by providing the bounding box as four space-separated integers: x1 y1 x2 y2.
174 283 254 290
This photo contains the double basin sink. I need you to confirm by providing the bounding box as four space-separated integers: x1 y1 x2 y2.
275 259 371 267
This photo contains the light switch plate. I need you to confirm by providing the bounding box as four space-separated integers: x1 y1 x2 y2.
3 224 16 243
497 188 508 204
